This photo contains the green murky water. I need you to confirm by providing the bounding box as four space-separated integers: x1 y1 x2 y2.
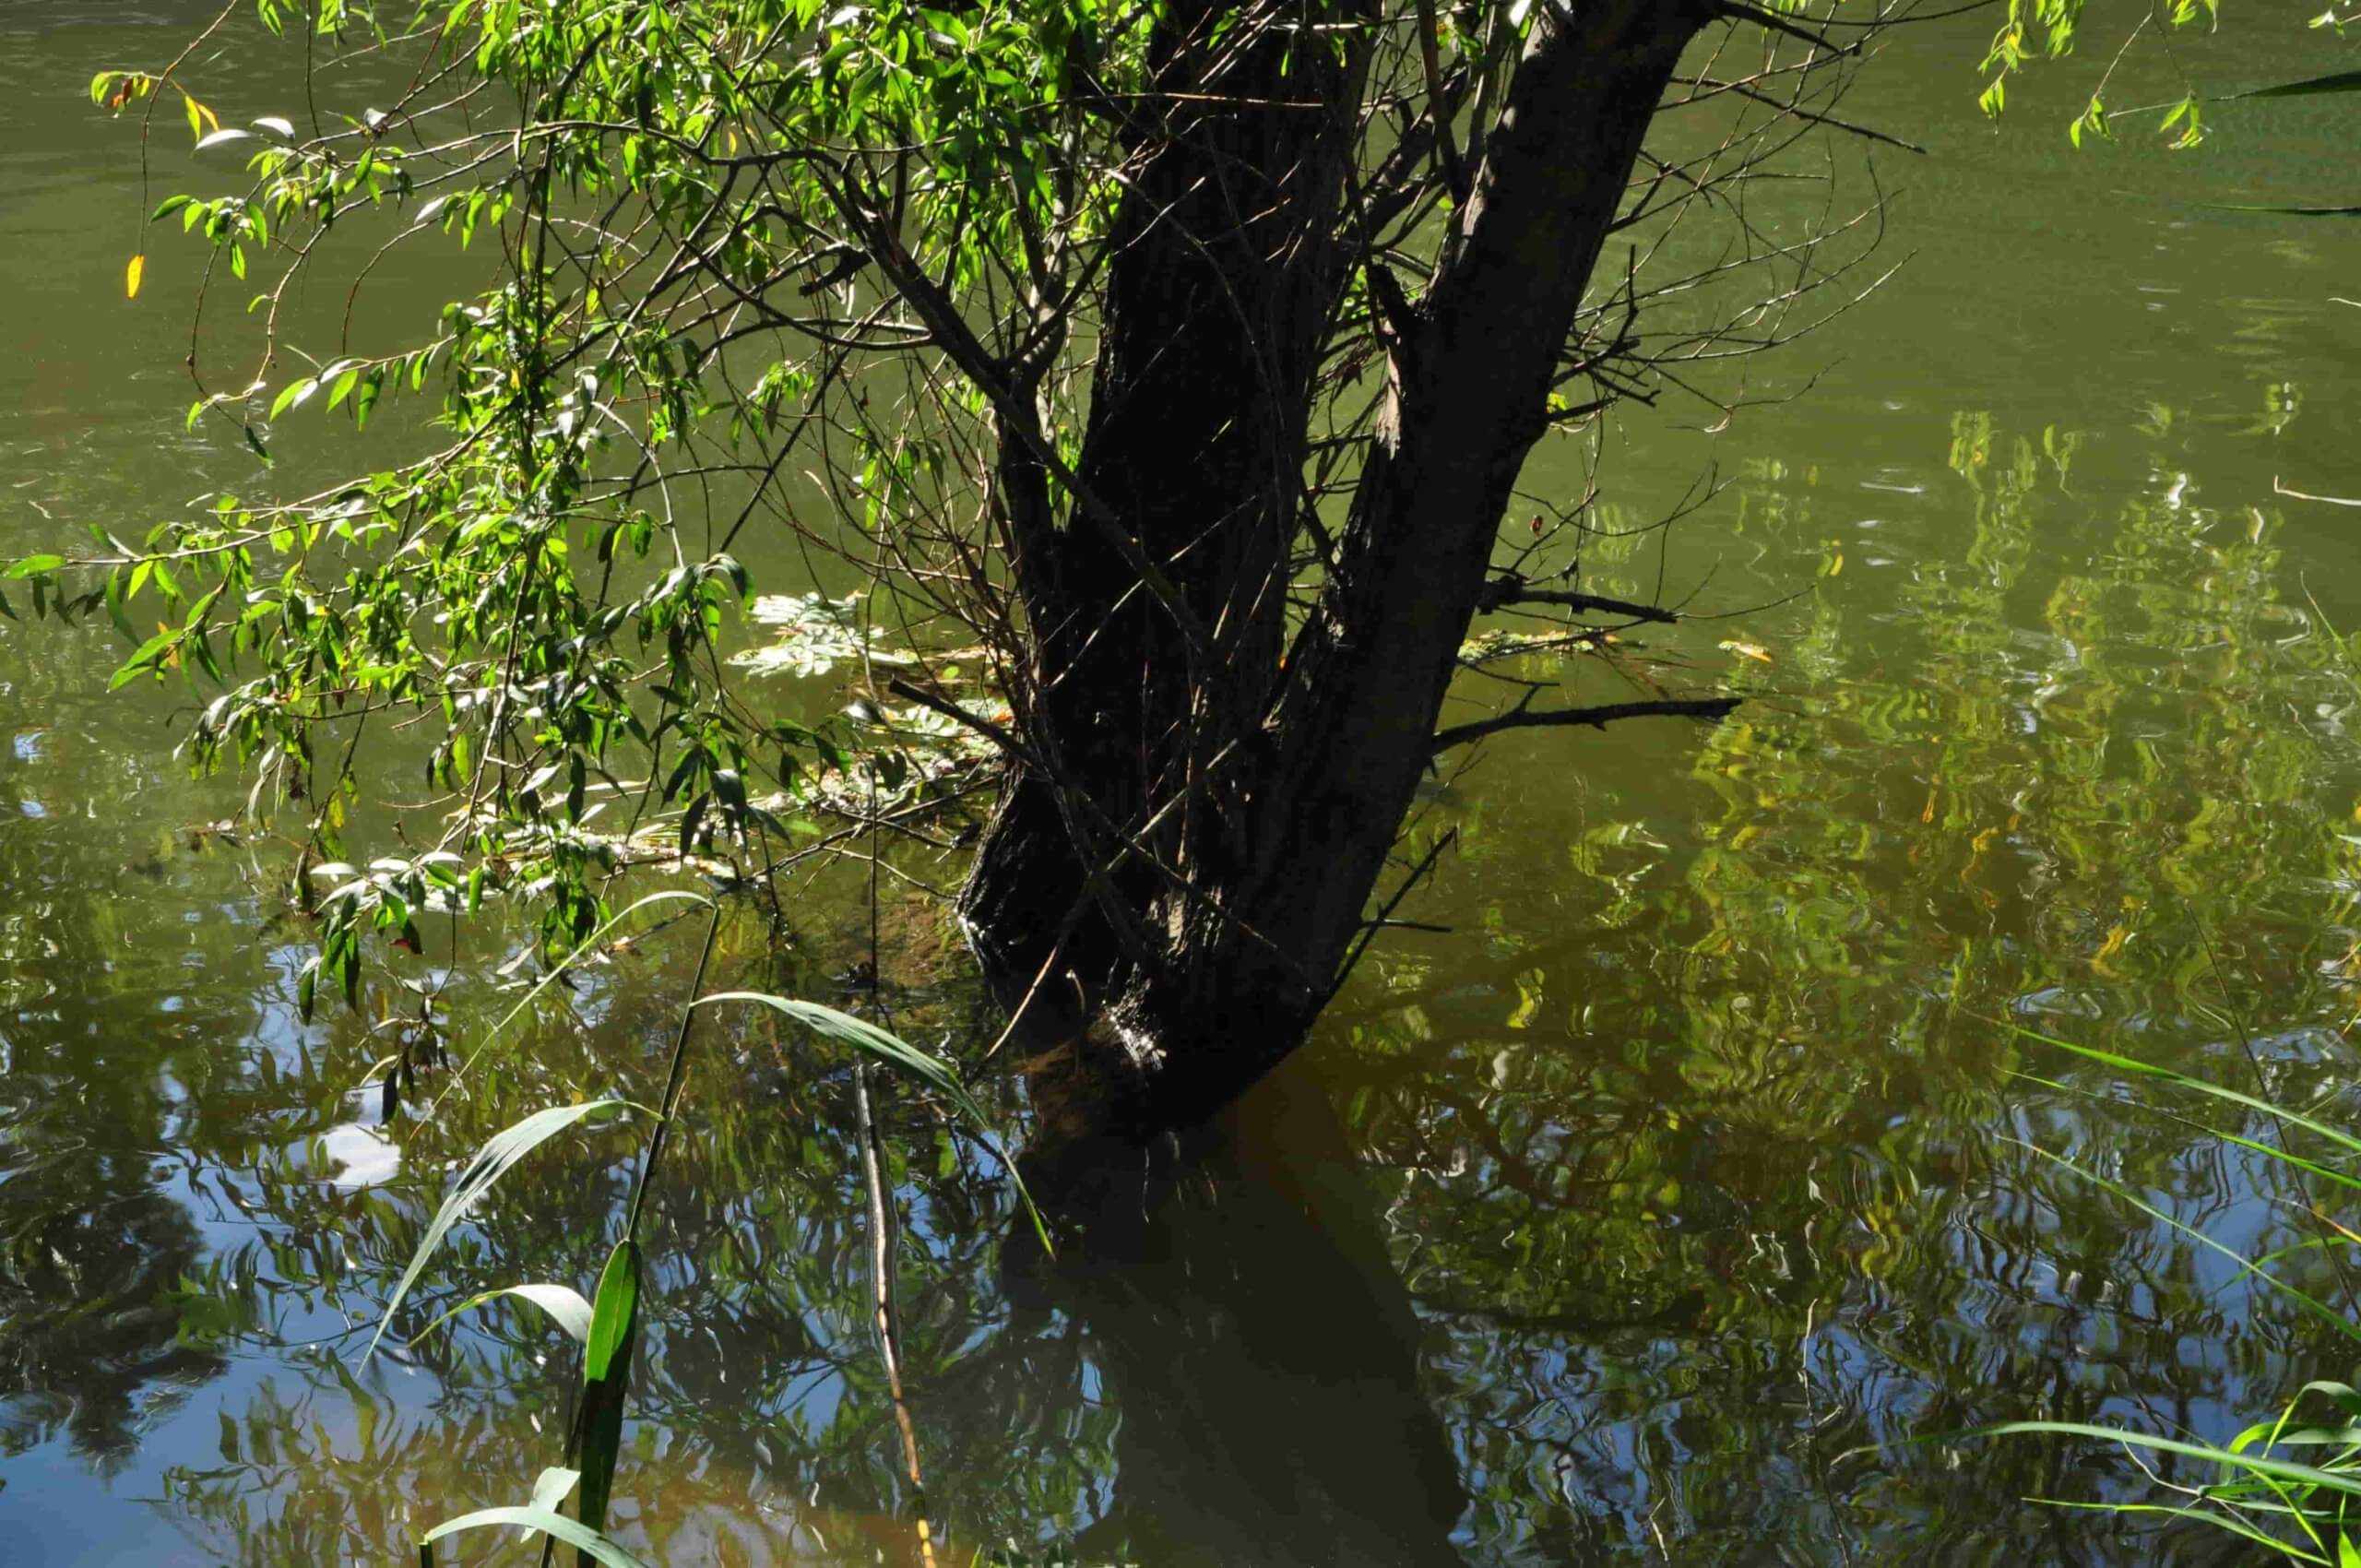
5 6 2360 1563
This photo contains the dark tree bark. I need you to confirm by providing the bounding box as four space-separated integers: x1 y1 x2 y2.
960 0 1721 1158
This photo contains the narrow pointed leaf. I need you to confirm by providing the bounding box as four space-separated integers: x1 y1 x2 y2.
2205 203 2361 217
2009 1138 2361 1345
409 1282 594 1346
420 1507 648 1568
2002 1023 2361 1156
574 1240 641 1563
1963 1422 2361 1498
583 1240 640 1383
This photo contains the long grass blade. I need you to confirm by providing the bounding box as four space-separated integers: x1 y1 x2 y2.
2019 1496 2333 1563
2008 1138 2361 1345
531 1467 582 1513
1972 1422 2361 1499
362 1100 633 1365
694 992 1050 1251
430 891 710 1118
2001 1023 2361 1157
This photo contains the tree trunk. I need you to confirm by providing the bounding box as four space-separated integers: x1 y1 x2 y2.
962 0 1715 1154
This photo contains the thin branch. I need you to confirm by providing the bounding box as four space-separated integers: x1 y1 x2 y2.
2277 476 2361 508
1715 1 1860 57
1476 575 1679 624
1432 696 1740 754
1410 0 1470 204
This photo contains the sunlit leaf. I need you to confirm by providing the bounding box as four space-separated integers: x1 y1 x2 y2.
420 1507 649 1568
409 1282 594 1346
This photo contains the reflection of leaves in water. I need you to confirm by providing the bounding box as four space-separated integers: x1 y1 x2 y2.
1319 410 2361 1561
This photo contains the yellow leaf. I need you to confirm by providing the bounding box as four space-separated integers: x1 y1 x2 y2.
1717 639 1774 664
125 254 146 300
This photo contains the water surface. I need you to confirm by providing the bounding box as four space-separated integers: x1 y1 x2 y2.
4 6 2361 1564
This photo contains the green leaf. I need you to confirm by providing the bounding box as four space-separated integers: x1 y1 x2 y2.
150 195 193 222
1963 1421 2361 1498
696 992 978 1115
2009 1136 2361 1346
420 1507 649 1568
6 555 65 579
583 1240 639 1383
575 1239 642 1562
110 626 181 690
361 1100 633 1364
194 127 255 151
409 1282 594 1346
2014 1496 2333 1562
438 892 709 1099
269 377 318 420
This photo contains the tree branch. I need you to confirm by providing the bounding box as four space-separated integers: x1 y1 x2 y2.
1431 696 1740 754
1714 1 1859 57
1410 0 1470 205
1476 574 1678 623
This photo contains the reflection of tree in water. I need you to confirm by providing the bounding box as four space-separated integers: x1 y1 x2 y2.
1006 1063 1468 1568
0 1185 220 1466
0 692 247 1465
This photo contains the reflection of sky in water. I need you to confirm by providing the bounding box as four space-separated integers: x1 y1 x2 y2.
317 1121 400 1189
